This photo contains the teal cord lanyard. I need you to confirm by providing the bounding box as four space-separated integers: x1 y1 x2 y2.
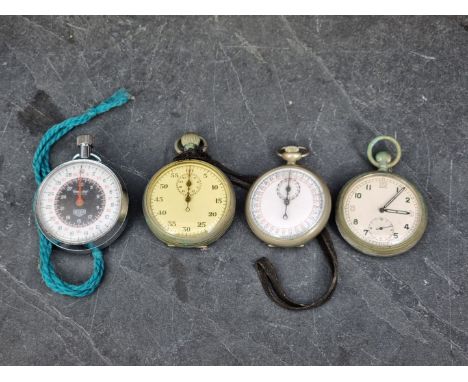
32 89 131 297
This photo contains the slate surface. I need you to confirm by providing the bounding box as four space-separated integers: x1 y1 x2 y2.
0 16 467 366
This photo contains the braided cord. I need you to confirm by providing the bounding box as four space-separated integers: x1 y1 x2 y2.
32 89 131 297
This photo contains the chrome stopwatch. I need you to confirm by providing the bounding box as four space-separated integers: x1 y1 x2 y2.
34 135 129 253
143 133 236 249
336 136 427 257
245 146 332 247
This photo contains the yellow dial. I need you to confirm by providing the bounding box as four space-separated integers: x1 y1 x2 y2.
143 160 235 248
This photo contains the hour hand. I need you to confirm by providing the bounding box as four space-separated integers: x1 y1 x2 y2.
382 208 410 215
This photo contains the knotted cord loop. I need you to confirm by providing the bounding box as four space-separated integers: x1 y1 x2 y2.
32 89 131 297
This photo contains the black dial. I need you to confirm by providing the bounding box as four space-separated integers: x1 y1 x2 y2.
54 177 106 227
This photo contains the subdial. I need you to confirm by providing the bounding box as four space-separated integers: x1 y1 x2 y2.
54 177 105 227
368 217 394 241
276 178 301 201
176 173 202 196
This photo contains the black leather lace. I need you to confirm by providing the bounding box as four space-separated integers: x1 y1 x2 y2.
174 147 338 311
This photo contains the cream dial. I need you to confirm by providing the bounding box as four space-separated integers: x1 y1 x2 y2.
143 160 235 247
338 173 426 255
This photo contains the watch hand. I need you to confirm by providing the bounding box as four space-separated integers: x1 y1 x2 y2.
376 225 393 230
76 166 84 207
380 186 406 212
382 208 410 215
185 167 192 212
282 171 292 220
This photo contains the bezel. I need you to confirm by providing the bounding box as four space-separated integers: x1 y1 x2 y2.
245 165 332 247
142 159 236 248
336 171 427 256
34 158 129 254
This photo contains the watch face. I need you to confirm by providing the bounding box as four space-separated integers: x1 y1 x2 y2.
337 172 427 255
35 160 123 245
143 160 235 247
246 166 331 246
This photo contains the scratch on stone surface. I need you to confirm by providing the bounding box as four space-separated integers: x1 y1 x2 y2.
45 56 63 82
20 16 68 44
309 102 325 148
212 45 218 142
0 110 13 140
280 16 381 136
119 164 149 181
88 289 99 333
420 123 432 190
52 329 84 365
447 158 454 360
65 22 88 32
410 51 436 60
0 264 112 365
271 63 290 131
219 340 243 364
219 44 267 146
361 349 384 365
119 262 288 365
315 16 321 33
424 257 460 294
234 32 266 63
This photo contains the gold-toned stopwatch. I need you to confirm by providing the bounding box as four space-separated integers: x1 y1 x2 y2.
336 136 428 257
34 135 129 253
143 133 236 248
245 146 332 247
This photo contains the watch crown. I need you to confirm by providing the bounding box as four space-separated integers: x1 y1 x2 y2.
175 132 208 154
76 134 94 159
76 134 94 147
277 146 309 165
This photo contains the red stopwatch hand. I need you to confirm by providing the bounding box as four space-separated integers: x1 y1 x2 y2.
76 167 84 207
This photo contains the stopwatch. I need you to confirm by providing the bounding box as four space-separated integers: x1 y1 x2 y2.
336 136 427 257
35 135 129 253
143 133 236 248
245 146 332 247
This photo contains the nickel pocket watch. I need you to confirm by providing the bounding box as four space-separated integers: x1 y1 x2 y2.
143 133 236 248
35 135 129 253
336 136 428 257
245 146 332 247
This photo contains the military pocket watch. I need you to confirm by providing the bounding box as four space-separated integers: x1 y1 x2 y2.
245 146 332 247
35 135 129 253
143 133 236 248
336 136 428 257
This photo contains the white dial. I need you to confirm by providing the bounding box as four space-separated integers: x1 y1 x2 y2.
36 160 123 245
341 174 424 248
247 167 328 240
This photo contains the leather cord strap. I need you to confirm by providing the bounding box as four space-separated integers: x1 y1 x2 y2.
174 146 338 311
255 228 338 310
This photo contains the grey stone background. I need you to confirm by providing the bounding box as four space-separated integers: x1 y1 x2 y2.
0 16 467 365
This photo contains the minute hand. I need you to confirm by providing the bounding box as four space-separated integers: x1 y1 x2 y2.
380 186 406 211
382 208 410 215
